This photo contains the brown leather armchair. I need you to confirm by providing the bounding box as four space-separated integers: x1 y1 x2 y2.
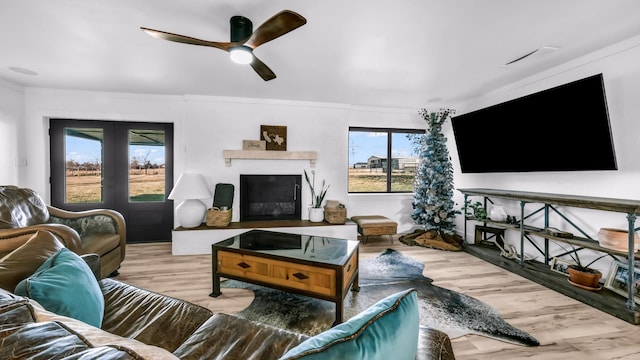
0 185 126 278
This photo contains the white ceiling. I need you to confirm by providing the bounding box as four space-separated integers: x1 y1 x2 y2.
2 1 640 109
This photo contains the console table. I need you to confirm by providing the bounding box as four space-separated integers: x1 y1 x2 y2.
458 188 640 317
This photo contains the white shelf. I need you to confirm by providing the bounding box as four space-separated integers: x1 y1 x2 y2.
223 150 317 167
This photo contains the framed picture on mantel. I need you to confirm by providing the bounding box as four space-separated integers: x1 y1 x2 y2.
260 125 287 151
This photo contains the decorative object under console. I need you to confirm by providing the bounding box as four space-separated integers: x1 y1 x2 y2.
210 229 360 325
604 260 640 304
549 257 575 276
474 225 505 248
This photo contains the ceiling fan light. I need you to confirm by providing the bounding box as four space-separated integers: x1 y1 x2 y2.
230 47 253 65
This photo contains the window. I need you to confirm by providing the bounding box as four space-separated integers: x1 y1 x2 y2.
63 127 104 203
128 129 167 202
348 127 424 193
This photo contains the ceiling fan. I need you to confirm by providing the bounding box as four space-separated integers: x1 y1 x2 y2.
141 10 307 81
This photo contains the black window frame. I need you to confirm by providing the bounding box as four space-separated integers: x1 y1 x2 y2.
348 127 424 193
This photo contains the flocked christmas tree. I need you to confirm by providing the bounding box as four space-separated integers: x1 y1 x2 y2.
411 108 459 237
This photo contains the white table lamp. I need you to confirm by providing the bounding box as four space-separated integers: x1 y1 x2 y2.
168 173 212 228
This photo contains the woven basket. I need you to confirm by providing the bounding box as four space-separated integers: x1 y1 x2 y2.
324 207 347 224
206 207 232 227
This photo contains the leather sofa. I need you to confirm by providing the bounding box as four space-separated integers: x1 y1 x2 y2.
0 280 455 359
0 230 456 360
0 185 126 278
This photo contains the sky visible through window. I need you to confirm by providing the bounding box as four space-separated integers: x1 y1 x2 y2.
348 131 421 166
66 136 165 165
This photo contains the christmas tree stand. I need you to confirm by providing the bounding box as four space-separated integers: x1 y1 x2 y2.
399 229 463 251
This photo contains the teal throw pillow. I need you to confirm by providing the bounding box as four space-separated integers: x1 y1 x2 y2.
14 248 105 328
279 288 419 360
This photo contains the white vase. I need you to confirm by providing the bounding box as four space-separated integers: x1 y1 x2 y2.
489 205 507 222
309 207 325 222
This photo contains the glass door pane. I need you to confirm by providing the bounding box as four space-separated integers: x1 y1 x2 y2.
64 128 103 203
348 130 388 192
390 132 420 192
128 129 166 202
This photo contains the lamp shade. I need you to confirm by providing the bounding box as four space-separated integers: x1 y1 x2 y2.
168 173 212 200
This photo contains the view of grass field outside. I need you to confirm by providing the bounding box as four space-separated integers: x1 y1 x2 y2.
64 128 166 203
348 129 424 193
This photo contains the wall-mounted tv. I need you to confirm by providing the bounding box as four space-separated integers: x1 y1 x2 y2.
451 73 617 173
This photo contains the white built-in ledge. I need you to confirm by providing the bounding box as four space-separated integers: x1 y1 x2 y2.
172 220 357 255
223 150 317 167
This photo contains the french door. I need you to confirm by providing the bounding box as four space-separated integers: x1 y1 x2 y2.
49 119 174 243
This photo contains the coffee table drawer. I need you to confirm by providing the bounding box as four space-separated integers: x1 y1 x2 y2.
217 250 336 297
217 251 270 277
342 251 358 292
271 263 336 297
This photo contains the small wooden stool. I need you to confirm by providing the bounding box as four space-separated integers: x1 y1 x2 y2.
351 215 398 244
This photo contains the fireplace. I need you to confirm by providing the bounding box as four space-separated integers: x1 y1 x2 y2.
239 175 302 221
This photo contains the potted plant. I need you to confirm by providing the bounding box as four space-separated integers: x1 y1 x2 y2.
557 243 608 289
304 170 329 222
463 200 487 221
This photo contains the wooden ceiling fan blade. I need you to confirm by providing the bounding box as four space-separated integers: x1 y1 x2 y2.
244 10 307 49
250 56 276 81
140 27 234 51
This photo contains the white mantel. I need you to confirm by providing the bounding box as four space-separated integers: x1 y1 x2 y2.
222 150 317 167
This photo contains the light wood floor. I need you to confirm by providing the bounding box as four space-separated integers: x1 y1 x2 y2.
118 237 640 360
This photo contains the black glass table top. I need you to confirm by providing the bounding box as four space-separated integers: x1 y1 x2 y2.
213 229 359 266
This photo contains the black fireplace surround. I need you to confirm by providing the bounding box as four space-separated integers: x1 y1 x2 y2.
239 175 302 221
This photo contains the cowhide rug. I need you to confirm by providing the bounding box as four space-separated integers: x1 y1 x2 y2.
221 248 539 347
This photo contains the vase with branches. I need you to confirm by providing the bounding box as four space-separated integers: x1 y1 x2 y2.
304 170 329 208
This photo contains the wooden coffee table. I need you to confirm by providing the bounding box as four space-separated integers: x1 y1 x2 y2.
210 229 360 325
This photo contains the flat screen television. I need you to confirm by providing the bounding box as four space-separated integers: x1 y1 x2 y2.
451 73 617 173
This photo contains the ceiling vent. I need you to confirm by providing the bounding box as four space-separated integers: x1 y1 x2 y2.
501 46 559 67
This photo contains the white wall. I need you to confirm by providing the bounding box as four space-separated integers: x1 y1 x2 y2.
0 79 24 185
16 89 423 229
180 96 354 224
451 35 640 276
